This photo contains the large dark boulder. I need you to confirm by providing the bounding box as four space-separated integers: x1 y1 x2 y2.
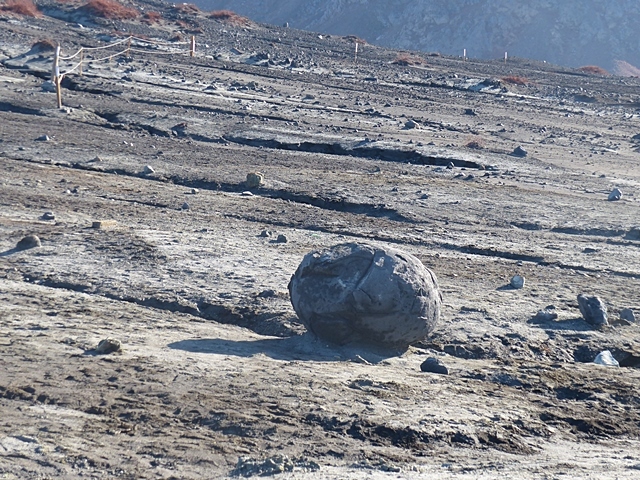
288 243 442 349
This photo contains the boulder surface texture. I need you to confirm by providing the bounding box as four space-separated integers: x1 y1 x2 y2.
288 243 442 348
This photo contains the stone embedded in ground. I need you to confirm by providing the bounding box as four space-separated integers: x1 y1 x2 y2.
608 188 622 201
35 135 50 142
16 234 41 250
620 308 636 322
181 202 190 210
275 234 288 243
259 229 272 238
92 220 117 230
530 309 558 323
464 108 477 116
240 191 254 196
420 357 449 375
95 338 121 355
577 294 608 327
288 242 442 348
190 188 199 194
593 350 619 367
142 165 155 175
512 146 528 157
510 275 525 289
404 119 419 129
41 212 55 221
446 162 455 169
246 172 264 188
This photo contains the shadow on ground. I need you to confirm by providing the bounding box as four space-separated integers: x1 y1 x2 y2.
168 333 404 364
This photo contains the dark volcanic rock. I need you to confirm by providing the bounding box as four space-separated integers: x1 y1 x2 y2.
288 243 442 348
420 357 449 374
577 294 608 327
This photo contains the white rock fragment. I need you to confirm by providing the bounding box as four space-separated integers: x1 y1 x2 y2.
593 350 619 367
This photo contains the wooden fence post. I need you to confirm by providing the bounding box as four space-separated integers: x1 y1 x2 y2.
52 44 63 108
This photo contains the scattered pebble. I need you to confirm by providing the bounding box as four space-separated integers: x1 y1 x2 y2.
16 234 41 250
190 188 199 194
41 81 56 92
420 357 449 375
593 350 619 367
464 108 477 116
608 188 622 201
95 338 121 355
275 234 288 243
404 119 419 129
241 191 254 196
181 202 190 210
142 165 155 175
530 309 558 323
259 229 272 238
41 212 55 221
258 289 276 298
246 172 264 188
512 146 528 157
510 275 525 289
620 308 636 323
577 294 608 327
35 135 50 142
92 220 117 230
446 162 455 169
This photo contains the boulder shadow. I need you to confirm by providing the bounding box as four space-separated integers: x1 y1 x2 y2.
0 248 19 257
529 316 594 332
168 333 403 364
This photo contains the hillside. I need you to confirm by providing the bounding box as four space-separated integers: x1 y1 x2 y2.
197 0 640 71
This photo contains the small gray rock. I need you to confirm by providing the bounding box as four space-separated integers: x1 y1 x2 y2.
95 338 121 354
420 357 449 375
42 81 56 92
275 234 288 243
16 234 41 250
36 135 50 142
620 308 636 323
530 309 558 323
577 294 608 327
464 108 477 116
404 119 419 129
190 188 199 195
510 275 525 289
259 229 272 238
143 165 155 175
181 202 190 210
240 191 254 196
446 162 455 169
246 172 264 188
608 188 622 201
41 212 55 221
512 146 528 157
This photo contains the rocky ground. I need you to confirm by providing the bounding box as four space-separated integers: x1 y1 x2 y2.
1 2 640 478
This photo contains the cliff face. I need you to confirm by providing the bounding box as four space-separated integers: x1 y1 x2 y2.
196 0 640 70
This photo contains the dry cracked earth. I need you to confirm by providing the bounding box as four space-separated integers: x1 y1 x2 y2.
1 1 640 478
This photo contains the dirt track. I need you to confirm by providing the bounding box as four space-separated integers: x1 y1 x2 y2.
2 2 640 478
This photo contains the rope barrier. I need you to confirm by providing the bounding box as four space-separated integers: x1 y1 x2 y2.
53 35 197 107
59 36 189 61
